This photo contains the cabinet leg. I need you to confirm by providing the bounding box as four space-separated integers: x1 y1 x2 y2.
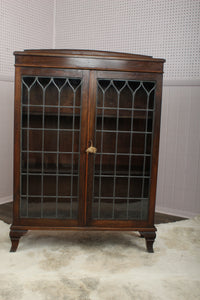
9 229 28 252
140 231 156 253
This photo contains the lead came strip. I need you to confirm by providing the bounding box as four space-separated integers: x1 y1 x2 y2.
126 82 142 219
21 77 37 217
97 81 112 218
54 79 62 218
112 81 124 219
70 80 76 218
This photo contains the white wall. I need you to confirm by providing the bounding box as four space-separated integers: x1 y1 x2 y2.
55 0 200 80
54 0 200 217
0 0 55 78
0 80 14 204
0 0 200 217
157 83 200 217
0 0 54 203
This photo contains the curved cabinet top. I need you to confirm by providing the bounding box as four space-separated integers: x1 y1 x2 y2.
14 49 165 73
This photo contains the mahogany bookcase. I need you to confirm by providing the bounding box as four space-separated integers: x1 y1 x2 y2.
10 49 165 252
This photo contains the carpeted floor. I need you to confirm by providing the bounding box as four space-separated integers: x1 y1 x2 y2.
0 216 200 300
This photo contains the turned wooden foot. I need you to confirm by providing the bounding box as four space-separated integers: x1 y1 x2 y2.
9 228 28 252
140 231 156 253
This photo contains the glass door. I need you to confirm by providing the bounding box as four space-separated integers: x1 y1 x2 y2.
89 74 156 223
20 73 85 221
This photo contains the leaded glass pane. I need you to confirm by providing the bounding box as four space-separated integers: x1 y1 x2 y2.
20 76 82 219
92 79 156 220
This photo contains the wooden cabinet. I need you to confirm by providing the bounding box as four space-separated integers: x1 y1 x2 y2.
10 49 165 252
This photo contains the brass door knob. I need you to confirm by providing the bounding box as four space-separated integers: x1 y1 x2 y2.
86 140 97 154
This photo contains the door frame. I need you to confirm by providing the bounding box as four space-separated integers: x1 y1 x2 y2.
13 67 89 227
85 70 163 228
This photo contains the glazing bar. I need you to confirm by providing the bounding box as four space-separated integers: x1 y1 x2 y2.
126 82 143 218
126 88 135 218
22 173 78 176
22 127 80 132
22 104 81 109
94 174 150 178
21 195 77 198
96 129 152 134
98 87 106 218
97 106 155 112
21 77 37 217
20 83 23 216
94 196 148 200
55 84 61 218
95 152 151 157
41 78 45 217
112 88 120 219
70 83 76 218
73 81 82 219
140 88 153 219
26 86 30 217
21 150 79 154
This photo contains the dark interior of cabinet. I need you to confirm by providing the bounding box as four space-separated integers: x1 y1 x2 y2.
20 76 155 221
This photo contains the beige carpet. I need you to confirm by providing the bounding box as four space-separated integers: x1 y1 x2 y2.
0 217 200 300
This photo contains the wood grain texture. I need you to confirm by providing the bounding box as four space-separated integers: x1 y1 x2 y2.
14 50 165 73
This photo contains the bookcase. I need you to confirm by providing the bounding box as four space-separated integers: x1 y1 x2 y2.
10 49 165 252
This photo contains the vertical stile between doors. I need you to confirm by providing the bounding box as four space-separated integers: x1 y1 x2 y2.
85 71 98 224
77 70 90 226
